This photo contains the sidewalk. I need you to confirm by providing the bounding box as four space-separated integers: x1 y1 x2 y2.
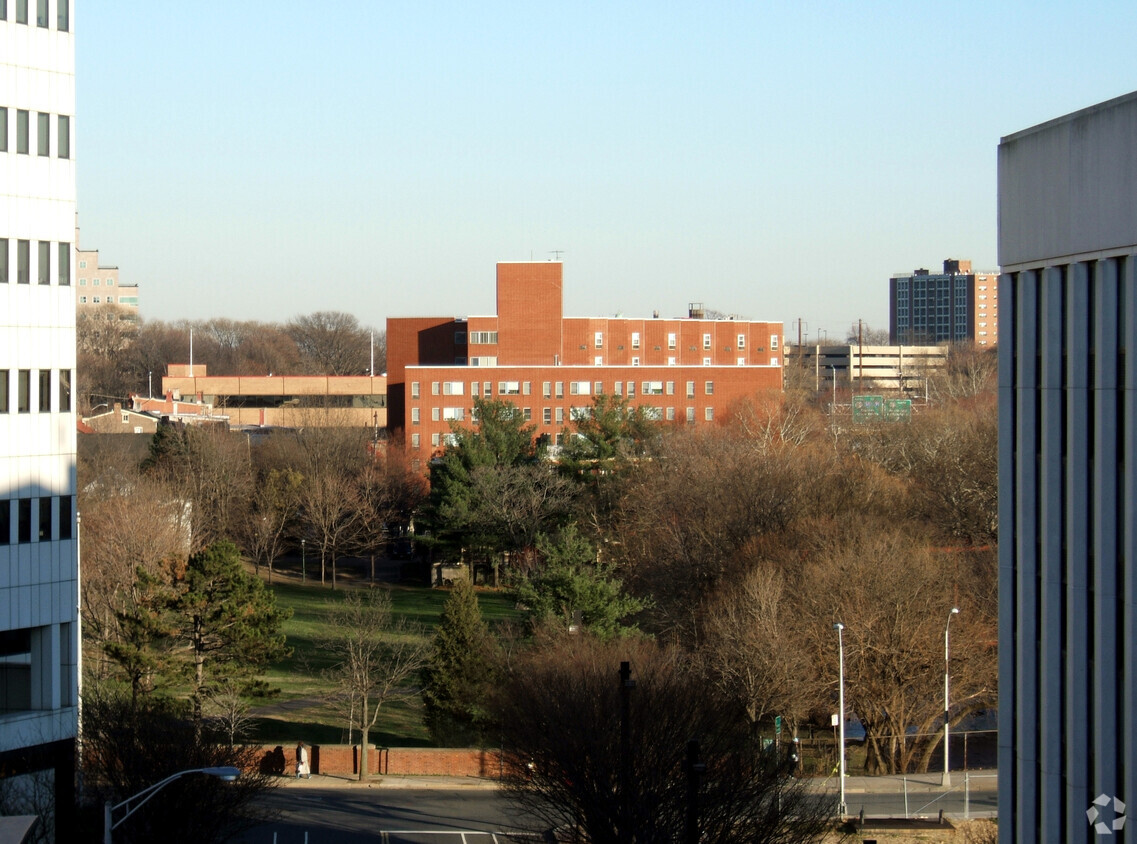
276 769 998 794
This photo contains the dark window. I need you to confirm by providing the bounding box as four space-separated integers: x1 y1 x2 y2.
16 110 28 154
16 0 26 25
38 497 51 541
35 0 45 26
56 0 67 30
0 107 7 152
57 115 69 158
17 499 31 543
17 370 29 412
58 496 72 540
38 369 50 412
36 112 48 156
37 241 49 285
0 238 7 284
0 370 8 413
58 370 71 412
58 242 69 285
17 240 29 284
0 1 6 22
0 501 9 545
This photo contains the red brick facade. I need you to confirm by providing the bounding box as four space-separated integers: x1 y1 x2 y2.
257 745 503 779
387 262 784 466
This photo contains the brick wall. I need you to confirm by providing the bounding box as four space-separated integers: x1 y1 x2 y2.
255 745 503 779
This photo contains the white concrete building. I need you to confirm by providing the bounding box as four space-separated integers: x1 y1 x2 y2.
0 0 80 831
998 91 1137 842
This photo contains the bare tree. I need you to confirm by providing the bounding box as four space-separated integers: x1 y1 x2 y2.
319 590 428 780
235 467 303 581
495 636 834 843
287 311 377 375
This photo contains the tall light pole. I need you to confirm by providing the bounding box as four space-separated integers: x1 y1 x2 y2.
943 607 960 786
834 622 846 817
104 766 239 843
301 538 307 583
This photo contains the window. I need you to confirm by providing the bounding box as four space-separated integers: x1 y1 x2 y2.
667 356 676 366
523 407 532 421
35 0 45 26
59 370 70 412
59 496 72 540
454 331 466 344
16 0 26 25
57 0 68 30
18 499 32 543
17 240 28 283
702 357 711 366
771 357 778 367
555 382 564 399
703 333 712 350
431 408 440 422
37 112 48 155
78 278 85 286
57 242 69 285
666 407 676 421
626 381 635 398
642 407 662 420
16 110 29 154
770 334 779 350
0 239 7 284
555 407 564 424
705 381 714 395
542 408 551 425
431 433 440 448
594 381 603 395
542 382 551 399
737 334 746 349
469 331 498 344
738 357 746 365
92 296 100 304
38 497 50 540
569 381 590 396
92 278 100 286
0 108 6 152
614 382 622 396
38 241 49 285
442 407 464 421
668 332 676 349
686 381 695 399
483 382 491 397
57 115 69 158
665 381 674 395
471 382 480 397
686 407 695 423
442 381 464 395
411 433 421 448
38 370 50 411
643 381 663 395
0 370 7 412
0 1 5 22
594 331 603 348
498 381 520 395
0 501 8 545
631 332 641 349
17 370 30 412
631 357 640 366
78 296 86 303
594 356 603 365
411 407 420 424
410 381 420 399
705 407 715 421
523 381 531 396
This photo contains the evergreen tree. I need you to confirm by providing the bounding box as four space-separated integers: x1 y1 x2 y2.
172 540 291 720
510 525 645 639
420 579 496 745
103 566 179 709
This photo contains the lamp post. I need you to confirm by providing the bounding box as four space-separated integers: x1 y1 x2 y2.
301 538 306 583
834 622 846 817
829 365 838 413
104 766 239 844
943 607 960 786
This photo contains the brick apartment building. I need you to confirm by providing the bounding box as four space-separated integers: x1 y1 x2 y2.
387 262 783 464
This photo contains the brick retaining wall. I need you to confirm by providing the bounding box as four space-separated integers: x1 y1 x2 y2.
255 745 503 779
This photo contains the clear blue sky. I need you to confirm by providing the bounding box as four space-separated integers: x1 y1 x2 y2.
76 1 1137 343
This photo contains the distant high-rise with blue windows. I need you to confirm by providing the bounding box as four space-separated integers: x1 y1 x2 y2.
889 259 998 346
0 0 80 835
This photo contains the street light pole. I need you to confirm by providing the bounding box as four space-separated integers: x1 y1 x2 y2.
104 766 239 844
301 538 306 583
834 622 846 817
943 607 960 787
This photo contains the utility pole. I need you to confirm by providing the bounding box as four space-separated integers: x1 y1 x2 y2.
619 661 634 844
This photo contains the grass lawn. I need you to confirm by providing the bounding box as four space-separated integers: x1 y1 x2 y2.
250 580 519 746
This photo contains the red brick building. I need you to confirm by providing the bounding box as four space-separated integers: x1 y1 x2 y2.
387 262 783 464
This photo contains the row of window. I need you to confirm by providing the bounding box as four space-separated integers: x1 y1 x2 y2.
0 239 71 285
416 379 718 400
0 369 72 413
456 330 778 352
78 277 115 286
0 495 74 545
409 406 715 449
0 0 69 28
78 295 120 304
0 108 71 158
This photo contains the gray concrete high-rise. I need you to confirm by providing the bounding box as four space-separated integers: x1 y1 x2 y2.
998 91 1137 842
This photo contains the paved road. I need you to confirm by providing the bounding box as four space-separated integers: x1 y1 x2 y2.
234 785 532 844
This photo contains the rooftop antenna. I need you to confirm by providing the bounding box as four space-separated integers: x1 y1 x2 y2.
549 250 564 261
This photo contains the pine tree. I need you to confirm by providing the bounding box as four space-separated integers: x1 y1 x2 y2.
420 579 496 745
